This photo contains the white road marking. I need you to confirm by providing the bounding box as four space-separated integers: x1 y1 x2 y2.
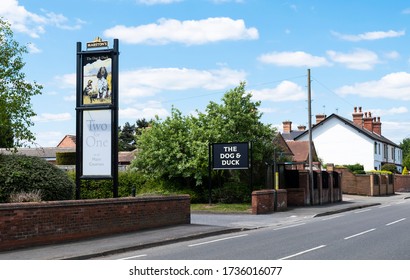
279 245 326 260
188 234 248 247
321 214 345 221
119 254 147 260
395 201 406 205
354 208 372 214
273 223 306 231
386 218 406 226
344 228 375 240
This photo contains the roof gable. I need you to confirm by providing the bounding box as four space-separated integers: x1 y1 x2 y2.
286 140 318 162
294 113 400 148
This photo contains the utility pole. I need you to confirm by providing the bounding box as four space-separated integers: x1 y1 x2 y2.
307 69 314 205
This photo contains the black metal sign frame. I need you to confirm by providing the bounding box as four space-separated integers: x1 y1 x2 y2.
208 142 252 204
75 39 119 199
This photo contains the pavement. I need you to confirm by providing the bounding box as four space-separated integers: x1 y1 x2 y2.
0 193 409 260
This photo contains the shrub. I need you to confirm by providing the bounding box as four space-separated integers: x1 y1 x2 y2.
343 163 366 174
212 182 251 203
66 170 145 199
56 152 76 165
9 190 42 203
381 163 397 174
67 170 201 201
0 154 75 202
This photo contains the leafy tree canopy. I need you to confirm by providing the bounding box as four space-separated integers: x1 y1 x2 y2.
131 82 278 187
0 18 42 148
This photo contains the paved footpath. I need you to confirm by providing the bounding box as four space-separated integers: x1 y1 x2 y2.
0 193 408 260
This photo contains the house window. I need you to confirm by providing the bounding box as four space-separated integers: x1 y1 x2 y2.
383 144 388 160
392 147 395 161
374 142 377 154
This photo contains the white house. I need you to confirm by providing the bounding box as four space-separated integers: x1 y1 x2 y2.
283 107 402 172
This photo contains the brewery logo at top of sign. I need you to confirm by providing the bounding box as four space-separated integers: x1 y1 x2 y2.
86 37 109 49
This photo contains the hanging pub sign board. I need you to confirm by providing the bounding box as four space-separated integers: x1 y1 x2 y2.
212 142 250 170
75 38 119 199
82 110 112 176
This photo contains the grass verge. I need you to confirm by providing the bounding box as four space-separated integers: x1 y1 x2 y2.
191 203 251 213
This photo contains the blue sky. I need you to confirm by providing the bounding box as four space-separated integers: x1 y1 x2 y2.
2 0 410 147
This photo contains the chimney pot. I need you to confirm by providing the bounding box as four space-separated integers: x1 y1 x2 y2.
373 116 382 135
363 111 373 131
282 121 292 134
315 114 326 124
352 106 364 126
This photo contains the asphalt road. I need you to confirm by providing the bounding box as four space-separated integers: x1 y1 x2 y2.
95 198 410 260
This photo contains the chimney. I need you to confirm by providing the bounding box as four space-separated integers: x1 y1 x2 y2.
315 114 326 124
363 112 373 131
352 106 363 126
297 125 306 131
282 121 292 133
373 116 382 135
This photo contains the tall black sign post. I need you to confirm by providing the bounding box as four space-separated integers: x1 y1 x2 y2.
75 38 119 199
208 142 252 204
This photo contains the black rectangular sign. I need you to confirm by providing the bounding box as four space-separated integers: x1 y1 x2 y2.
212 142 249 170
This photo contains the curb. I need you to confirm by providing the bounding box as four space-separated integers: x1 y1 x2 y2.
63 227 247 260
313 203 380 217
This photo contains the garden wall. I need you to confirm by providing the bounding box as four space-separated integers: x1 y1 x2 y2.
251 189 287 214
283 170 342 206
335 167 394 196
0 195 190 251
394 175 410 192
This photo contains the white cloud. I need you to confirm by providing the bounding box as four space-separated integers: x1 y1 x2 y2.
368 106 408 117
119 67 247 101
384 51 400 60
54 73 76 89
32 113 72 122
27 42 41 54
402 8 410 14
0 0 84 37
331 30 405 42
33 131 66 147
327 49 380 70
336 72 410 100
103 17 258 45
258 51 331 67
251 81 306 102
120 101 169 121
52 66 246 103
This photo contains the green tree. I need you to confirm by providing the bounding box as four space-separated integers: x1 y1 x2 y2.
400 138 410 169
198 81 277 164
136 118 150 134
118 122 136 151
131 82 278 189
132 108 201 185
0 18 42 148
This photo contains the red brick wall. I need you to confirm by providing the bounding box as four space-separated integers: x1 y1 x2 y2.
251 189 287 214
336 167 396 196
0 195 190 251
394 175 410 192
287 188 305 206
276 189 287 211
252 189 274 214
